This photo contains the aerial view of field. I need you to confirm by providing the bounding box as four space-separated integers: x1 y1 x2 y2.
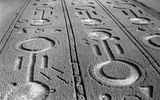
0 0 160 100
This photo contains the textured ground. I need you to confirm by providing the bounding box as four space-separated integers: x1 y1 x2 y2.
0 0 160 100
136 0 160 12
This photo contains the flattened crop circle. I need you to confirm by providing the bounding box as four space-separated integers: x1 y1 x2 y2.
111 3 135 9
129 18 150 25
143 34 160 50
81 18 101 26
88 31 111 40
30 19 51 26
89 60 144 86
15 37 58 53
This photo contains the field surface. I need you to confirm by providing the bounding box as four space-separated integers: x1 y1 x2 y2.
0 0 160 100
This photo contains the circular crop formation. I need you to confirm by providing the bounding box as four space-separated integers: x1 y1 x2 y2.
90 60 143 86
142 34 160 50
15 37 57 53
81 18 101 26
30 19 50 26
88 31 111 40
129 17 150 25
110 3 135 9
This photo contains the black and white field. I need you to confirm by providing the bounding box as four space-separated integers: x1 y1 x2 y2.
0 0 160 100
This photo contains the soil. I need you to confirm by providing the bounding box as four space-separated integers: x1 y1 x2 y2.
0 0 160 100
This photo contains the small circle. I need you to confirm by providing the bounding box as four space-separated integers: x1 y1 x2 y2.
129 17 150 25
111 3 135 9
92 60 141 86
75 5 95 10
15 37 56 53
142 34 160 50
30 19 50 26
88 31 111 40
81 18 101 26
